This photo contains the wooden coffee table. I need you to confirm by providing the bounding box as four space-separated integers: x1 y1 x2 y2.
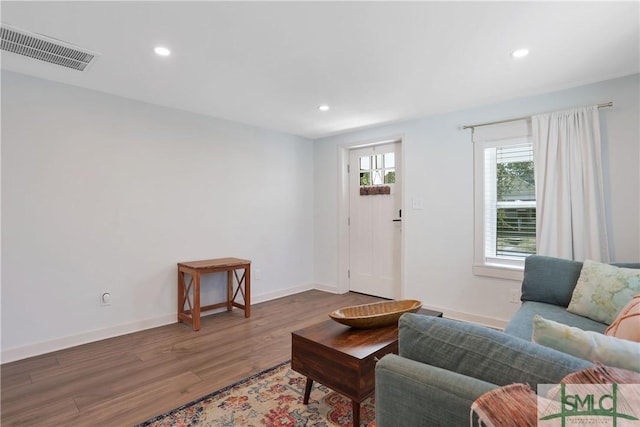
291 308 443 426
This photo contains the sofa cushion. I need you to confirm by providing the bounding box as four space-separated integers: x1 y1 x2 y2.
504 301 606 341
567 260 640 325
532 315 640 372
521 255 584 307
520 255 640 308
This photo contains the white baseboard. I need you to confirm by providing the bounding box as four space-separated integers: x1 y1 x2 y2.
253 283 316 303
312 282 340 294
1 314 177 364
431 305 509 330
1 283 318 364
1 285 508 363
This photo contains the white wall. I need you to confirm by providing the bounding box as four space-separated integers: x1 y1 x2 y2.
3 71 638 362
314 74 640 327
1 71 315 362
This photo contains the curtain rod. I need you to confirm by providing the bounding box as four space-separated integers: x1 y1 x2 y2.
462 102 613 130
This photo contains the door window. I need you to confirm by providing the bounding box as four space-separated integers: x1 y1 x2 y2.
359 153 395 185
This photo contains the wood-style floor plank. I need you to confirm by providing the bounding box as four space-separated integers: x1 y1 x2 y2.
1 290 383 426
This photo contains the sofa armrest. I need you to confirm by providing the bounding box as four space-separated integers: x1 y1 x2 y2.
399 314 593 387
375 354 497 427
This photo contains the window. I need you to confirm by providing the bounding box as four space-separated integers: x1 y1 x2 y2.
473 120 535 278
485 142 536 260
359 153 395 186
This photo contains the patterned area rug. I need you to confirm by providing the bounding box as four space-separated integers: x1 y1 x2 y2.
137 361 375 427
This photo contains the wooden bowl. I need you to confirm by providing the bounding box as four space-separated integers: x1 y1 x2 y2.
329 299 422 329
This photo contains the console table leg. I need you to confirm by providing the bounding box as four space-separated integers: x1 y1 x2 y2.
193 273 201 331
244 266 251 317
303 378 313 404
352 400 360 427
226 271 233 311
177 270 185 323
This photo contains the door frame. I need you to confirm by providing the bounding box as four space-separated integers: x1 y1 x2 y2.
336 134 405 296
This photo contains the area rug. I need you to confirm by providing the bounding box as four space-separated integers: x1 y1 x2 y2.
136 361 375 427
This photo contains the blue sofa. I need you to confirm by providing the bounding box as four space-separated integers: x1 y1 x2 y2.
375 255 640 427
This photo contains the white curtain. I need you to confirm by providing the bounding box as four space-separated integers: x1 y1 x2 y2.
532 106 610 262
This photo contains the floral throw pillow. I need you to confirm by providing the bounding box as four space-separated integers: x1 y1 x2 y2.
567 260 640 325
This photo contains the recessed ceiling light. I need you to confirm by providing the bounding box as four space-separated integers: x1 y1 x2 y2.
154 46 171 57
319 105 330 112
511 48 529 59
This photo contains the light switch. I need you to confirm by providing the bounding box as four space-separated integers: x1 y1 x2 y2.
412 197 424 210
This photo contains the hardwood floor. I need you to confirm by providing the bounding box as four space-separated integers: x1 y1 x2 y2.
1 290 384 426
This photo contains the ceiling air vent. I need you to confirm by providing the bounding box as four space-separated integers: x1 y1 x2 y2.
1 23 99 71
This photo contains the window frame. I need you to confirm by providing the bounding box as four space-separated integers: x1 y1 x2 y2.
473 133 535 280
358 152 396 186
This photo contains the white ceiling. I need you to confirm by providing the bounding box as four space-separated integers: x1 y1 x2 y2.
1 1 638 139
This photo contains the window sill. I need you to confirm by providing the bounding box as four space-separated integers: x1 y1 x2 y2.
473 263 524 281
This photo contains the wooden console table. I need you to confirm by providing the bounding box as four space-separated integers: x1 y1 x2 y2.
177 257 251 331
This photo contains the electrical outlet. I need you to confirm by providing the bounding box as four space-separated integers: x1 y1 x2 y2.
255 269 262 280
509 289 520 304
100 292 112 306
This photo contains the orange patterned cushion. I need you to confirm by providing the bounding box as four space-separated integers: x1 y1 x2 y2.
605 295 640 342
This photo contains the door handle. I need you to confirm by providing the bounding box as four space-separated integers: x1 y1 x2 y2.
392 219 402 222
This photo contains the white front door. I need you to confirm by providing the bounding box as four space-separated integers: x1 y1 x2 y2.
348 142 402 299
